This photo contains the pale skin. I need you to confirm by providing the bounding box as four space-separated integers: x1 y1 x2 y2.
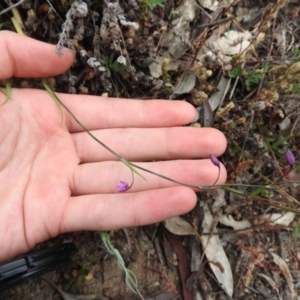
0 31 227 263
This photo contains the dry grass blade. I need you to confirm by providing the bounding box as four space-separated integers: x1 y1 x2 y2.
0 80 13 106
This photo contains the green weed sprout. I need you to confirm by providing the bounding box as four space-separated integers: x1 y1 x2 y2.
102 54 129 78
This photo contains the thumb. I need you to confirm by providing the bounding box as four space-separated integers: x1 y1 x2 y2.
0 31 74 79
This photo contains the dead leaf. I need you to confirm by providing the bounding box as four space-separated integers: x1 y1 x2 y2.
200 204 233 296
208 76 231 111
173 74 196 95
159 0 197 58
271 252 296 299
164 229 193 300
203 100 214 127
163 216 199 237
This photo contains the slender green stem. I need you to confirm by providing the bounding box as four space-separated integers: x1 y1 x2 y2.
53 91 123 160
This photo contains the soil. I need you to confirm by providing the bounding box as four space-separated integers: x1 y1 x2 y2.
1 0 300 299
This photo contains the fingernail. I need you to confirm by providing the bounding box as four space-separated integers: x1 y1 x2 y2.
193 109 199 122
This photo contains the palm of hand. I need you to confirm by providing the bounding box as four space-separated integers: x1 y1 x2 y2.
0 88 78 260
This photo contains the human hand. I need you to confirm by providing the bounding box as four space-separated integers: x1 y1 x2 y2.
0 31 227 263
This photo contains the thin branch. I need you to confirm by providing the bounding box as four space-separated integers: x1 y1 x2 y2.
0 0 24 16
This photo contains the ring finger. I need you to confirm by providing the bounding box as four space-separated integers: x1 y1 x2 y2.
71 159 226 195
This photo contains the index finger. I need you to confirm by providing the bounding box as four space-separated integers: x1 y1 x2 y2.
58 93 199 131
0 30 74 79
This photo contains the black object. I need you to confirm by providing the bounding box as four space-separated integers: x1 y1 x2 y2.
0 243 77 293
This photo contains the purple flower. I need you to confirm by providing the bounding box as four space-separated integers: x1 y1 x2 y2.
285 149 295 165
117 181 129 193
210 154 220 167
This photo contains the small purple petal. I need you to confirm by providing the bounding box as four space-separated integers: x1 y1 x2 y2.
285 149 295 165
117 181 129 193
210 154 220 167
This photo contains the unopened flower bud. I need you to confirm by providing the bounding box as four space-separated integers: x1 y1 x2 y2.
210 154 220 167
285 149 295 165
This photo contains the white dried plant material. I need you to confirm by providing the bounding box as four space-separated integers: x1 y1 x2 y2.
271 253 296 298
215 30 251 58
128 0 140 10
208 76 231 111
101 2 121 43
71 0 88 18
159 0 196 58
117 55 126 65
56 0 88 56
278 117 291 130
80 49 88 57
149 55 179 78
120 20 139 29
211 189 226 212
101 1 138 44
87 57 101 68
199 29 253 65
273 23 287 55
200 204 233 296
197 23 226 60
199 0 233 10
257 212 295 226
73 18 85 40
81 51 106 72
200 0 219 11
219 215 251 230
